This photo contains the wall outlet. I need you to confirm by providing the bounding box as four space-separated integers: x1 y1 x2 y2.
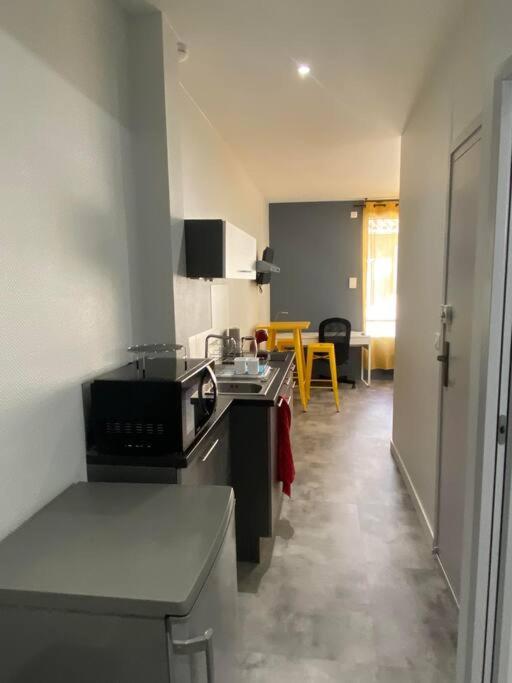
349 277 358 289
350 210 358 219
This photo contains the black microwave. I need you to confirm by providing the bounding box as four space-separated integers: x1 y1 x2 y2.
90 357 217 460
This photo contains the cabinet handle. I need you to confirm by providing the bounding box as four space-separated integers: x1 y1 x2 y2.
278 395 293 408
202 438 219 462
170 627 215 682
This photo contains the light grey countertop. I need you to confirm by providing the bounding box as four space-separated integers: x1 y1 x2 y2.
0 482 234 618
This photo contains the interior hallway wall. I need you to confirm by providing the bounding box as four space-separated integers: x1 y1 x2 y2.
126 10 270 348
0 0 136 540
176 86 270 342
0 1 270 544
127 11 176 344
392 60 453 531
392 1 512 675
392 0 485 535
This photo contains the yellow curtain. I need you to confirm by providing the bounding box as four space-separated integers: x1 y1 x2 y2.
362 200 399 371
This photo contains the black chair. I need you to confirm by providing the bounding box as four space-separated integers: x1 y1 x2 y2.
318 318 356 389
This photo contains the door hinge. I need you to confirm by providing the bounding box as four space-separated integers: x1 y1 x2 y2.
498 414 508 445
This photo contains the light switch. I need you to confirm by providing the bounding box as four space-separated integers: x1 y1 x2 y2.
349 277 357 289
350 211 358 219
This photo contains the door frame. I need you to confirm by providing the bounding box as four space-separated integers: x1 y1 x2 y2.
456 56 512 683
487 64 512 683
434 122 483 608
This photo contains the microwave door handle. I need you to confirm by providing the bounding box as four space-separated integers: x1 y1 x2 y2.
202 439 219 463
168 624 215 682
197 365 217 417
206 365 219 413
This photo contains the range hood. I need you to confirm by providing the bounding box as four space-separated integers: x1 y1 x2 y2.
256 247 280 286
256 261 280 274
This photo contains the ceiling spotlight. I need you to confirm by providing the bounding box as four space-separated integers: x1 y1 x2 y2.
297 64 311 77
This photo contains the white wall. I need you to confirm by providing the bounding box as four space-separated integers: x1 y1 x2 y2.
393 0 490 533
0 1 270 542
392 58 453 528
127 12 176 344
0 0 136 539
392 0 512 675
176 86 270 342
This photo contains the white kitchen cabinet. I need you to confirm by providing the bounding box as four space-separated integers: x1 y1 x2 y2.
185 219 257 280
224 221 256 279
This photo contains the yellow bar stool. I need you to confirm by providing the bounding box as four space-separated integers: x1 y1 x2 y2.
305 343 340 412
256 321 310 411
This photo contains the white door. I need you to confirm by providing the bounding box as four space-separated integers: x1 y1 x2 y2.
487 77 512 683
436 128 482 603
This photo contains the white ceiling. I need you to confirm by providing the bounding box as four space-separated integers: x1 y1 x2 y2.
145 0 463 202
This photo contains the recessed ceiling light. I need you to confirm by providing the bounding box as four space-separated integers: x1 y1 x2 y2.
297 64 311 77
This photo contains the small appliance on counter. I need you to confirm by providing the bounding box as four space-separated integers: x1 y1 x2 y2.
87 356 217 479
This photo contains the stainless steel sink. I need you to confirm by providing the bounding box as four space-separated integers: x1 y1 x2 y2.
216 381 263 395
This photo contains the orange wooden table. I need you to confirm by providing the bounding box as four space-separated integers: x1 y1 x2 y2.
256 321 310 410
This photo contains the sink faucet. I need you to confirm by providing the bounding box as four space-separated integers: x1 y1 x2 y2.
205 333 236 360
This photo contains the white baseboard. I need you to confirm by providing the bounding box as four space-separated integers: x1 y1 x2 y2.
435 552 460 608
390 439 435 542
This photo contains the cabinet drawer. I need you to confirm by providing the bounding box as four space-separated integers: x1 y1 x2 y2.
178 417 230 487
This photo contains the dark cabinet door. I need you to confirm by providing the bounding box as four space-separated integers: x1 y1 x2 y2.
230 402 284 561
179 416 230 487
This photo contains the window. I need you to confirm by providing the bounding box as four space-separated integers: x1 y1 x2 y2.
361 201 399 371
365 217 399 338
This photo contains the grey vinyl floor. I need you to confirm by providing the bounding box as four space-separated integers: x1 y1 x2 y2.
237 380 458 682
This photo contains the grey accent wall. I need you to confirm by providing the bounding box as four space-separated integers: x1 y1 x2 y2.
269 201 363 331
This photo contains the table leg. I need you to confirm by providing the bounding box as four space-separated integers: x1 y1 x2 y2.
293 329 308 411
305 345 313 402
361 345 372 387
368 342 372 386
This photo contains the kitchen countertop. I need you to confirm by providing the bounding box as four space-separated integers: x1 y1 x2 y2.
87 352 295 471
182 351 295 468
0 482 234 618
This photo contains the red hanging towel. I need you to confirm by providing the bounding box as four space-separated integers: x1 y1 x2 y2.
277 397 295 497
